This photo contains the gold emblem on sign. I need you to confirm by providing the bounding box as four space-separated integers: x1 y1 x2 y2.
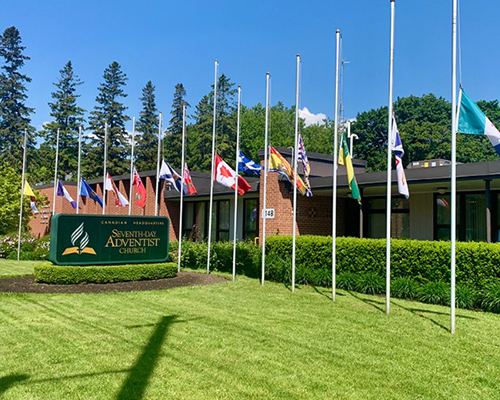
62 222 97 256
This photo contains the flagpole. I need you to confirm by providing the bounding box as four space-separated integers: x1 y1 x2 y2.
52 128 60 215
386 0 396 315
332 30 341 301
128 117 135 216
261 72 270 286
17 129 28 261
450 0 458 334
76 125 82 214
232 86 242 281
178 105 187 273
292 54 301 293
155 112 162 217
207 60 219 274
102 122 108 215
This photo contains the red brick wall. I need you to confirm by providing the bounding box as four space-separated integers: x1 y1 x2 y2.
258 172 351 243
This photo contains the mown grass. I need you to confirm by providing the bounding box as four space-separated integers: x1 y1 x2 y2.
0 260 45 278
0 260 499 399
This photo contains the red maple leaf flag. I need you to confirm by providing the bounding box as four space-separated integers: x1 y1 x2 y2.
132 168 147 208
215 154 251 195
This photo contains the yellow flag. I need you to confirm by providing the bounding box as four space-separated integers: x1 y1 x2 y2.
23 181 35 197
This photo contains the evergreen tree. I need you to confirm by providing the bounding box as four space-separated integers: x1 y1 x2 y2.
0 26 35 172
187 74 237 171
87 61 130 177
135 81 159 172
38 61 85 182
165 83 190 169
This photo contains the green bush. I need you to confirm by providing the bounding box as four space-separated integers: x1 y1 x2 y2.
355 273 385 295
392 277 419 300
1 234 50 260
266 235 500 288
480 283 500 313
34 262 177 284
418 282 449 306
456 285 478 309
170 240 261 278
337 272 358 291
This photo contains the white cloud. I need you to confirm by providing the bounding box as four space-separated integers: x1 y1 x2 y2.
299 107 327 127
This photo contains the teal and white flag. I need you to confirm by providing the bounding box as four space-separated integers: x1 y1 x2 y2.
457 88 500 155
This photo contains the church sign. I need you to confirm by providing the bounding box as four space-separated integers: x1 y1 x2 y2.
49 214 170 265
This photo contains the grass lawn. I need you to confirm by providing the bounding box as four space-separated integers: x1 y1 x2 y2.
0 261 499 399
0 260 46 278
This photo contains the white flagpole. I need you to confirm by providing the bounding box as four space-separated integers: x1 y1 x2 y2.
76 125 82 214
332 30 341 301
155 112 163 217
102 122 108 215
128 117 135 216
451 0 458 334
386 0 396 315
52 128 60 215
292 54 301 293
232 86 242 281
261 72 270 286
207 60 219 274
17 129 28 261
178 105 187 273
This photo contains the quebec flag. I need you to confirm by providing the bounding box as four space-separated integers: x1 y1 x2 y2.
238 151 264 176
457 88 500 155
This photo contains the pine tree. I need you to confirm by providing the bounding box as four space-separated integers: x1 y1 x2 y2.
187 74 236 171
135 81 159 172
39 61 85 181
87 61 130 178
0 26 35 172
165 83 190 169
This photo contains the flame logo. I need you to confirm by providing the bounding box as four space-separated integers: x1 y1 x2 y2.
62 223 96 256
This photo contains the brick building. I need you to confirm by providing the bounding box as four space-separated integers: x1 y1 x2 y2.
30 147 500 244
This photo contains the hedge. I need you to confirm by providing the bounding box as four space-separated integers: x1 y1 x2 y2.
169 240 261 278
34 262 177 285
265 235 500 288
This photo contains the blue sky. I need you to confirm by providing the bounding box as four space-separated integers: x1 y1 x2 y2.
2 0 499 130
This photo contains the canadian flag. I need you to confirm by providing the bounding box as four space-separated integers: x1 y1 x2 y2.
105 173 129 207
215 154 251 195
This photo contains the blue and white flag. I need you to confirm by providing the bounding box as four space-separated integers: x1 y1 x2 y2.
390 115 409 199
159 160 187 194
80 178 103 207
56 180 78 209
457 88 500 155
297 134 313 197
238 151 263 176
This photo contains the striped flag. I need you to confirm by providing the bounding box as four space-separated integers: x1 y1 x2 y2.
339 133 361 204
391 115 409 199
23 181 38 213
56 180 78 209
457 88 500 155
269 146 307 196
297 134 313 197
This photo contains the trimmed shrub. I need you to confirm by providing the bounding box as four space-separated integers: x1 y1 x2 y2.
337 272 358 291
481 283 500 313
170 240 261 278
355 273 385 295
392 277 419 300
34 262 177 285
418 282 449 306
266 235 500 288
456 285 478 309
265 254 290 283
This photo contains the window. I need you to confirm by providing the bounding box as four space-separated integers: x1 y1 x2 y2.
365 197 409 239
243 198 259 240
434 193 486 242
183 201 207 241
217 200 230 241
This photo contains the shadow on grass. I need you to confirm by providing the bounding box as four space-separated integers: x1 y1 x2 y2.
349 292 386 314
311 285 345 301
0 374 29 396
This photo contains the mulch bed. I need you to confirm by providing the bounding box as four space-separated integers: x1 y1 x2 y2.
0 272 227 294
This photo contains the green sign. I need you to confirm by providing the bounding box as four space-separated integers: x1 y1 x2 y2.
49 214 170 265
